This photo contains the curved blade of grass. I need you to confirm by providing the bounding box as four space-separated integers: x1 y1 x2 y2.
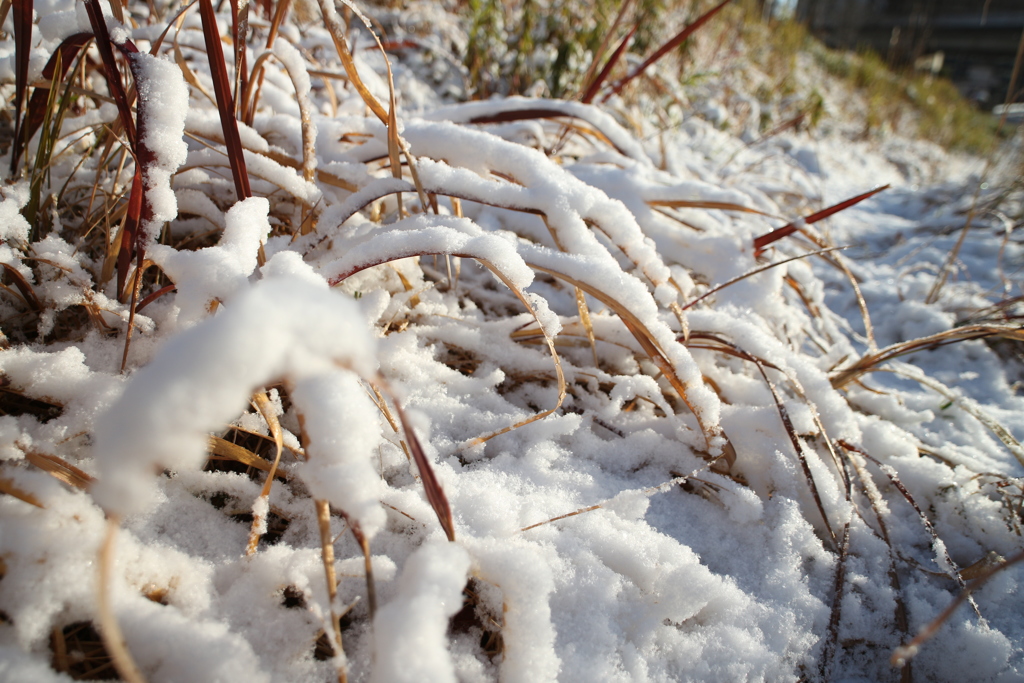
328 244 567 450
753 185 889 255
647 198 777 217
831 324 1024 390
603 0 733 101
315 0 387 123
681 245 847 311
577 0 633 102
242 0 292 124
208 435 287 477
1 262 42 312
463 108 634 158
25 450 94 489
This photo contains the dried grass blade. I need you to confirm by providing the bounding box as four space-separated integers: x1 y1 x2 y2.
97 518 147 683
392 398 455 542
603 0 733 101
751 359 837 547
753 185 889 254
647 198 775 217
246 390 285 555
105 0 124 25
174 40 216 105
135 283 176 312
581 26 636 104
208 435 286 477
22 33 92 149
529 263 725 457
831 324 1024 389
820 518 851 679
313 499 348 683
84 0 137 148
577 0 633 101
892 549 1024 668
315 0 387 123
231 0 250 116
0 474 44 507
198 0 252 201
576 287 599 366
464 108 633 157
10 0 33 173
115 170 144 299
846 443 980 617
681 246 847 311
0 0 12 31
24 450 94 489
0 262 42 312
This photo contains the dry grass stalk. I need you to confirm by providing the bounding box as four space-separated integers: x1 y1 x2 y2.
198 0 252 203
847 444 981 617
315 0 387 122
390 396 456 542
10 0 34 174
207 435 289 477
97 517 148 683
885 363 1024 469
831 324 1024 390
245 390 285 555
844 447 914 683
24 450 94 489
0 474 44 507
529 263 728 460
753 185 889 255
892 549 1024 669
681 245 847 311
314 498 348 683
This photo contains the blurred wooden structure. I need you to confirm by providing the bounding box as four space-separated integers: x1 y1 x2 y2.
794 0 1024 107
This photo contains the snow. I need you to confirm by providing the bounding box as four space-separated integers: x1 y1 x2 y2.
0 1 1022 682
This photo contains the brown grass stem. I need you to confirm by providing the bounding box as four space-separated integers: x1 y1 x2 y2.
681 245 847 311
892 549 1024 669
314 499 348 683
97 516 147 683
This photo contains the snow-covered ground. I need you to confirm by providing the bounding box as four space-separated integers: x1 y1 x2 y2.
0 1 1022 682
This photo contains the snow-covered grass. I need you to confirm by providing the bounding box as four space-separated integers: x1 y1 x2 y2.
0 0 1022 681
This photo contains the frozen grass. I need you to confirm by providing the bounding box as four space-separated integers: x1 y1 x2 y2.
0 0 1022 681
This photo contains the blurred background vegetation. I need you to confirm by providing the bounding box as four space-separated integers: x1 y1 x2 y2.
456 0 1018 154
